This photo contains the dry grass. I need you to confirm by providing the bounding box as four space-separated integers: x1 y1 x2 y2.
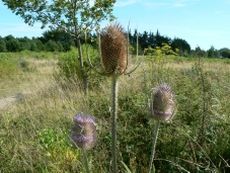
0 58 56 105
0 53 230 172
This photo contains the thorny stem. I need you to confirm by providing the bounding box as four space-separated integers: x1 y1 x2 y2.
82 149 90 173
148 120 160 173
197 57 208 144
111 74 118 173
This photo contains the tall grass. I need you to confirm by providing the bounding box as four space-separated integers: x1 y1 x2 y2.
0 51 230 172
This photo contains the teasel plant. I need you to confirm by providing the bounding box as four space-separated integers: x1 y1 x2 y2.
71 113 97 173
148 84 176 173
99 23 140 173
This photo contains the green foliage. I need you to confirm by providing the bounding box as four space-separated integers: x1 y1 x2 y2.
5 35 21 52
31 39 45 51
42 29 74 51
207 46 219 58
144 43 177 56
0 53 20 78
45 40 63 52
1 35 44 52
3 0 116 94
144 46 155 56
130 30 172 55
0 53 230 172
57 46 104 89
0 111 81 172
0 37 7 52
171 38 191 56
18 37 31 50
57 48 79 79
2 0 115 34
38 128 70 151
219 48 230 58
193 46 207 57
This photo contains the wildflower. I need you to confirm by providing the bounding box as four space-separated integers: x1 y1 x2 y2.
151 84 176 121
71 113 96 150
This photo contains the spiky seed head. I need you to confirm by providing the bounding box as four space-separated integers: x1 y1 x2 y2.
100 24 128 75
150 84 176 122
71 113 96 150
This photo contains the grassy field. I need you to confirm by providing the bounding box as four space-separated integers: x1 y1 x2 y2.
0 51 230 173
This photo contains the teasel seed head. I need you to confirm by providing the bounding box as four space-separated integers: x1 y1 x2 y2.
100 24 128 75
150 84 176 122
71 113 96 150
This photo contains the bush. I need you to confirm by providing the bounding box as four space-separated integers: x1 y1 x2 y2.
0 53 20 78
5 36 21 52
0 38 7 52
45 40 63 52
57 45 104 90
219 48 230 58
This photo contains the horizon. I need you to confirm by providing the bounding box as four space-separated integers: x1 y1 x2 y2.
0 0 229 51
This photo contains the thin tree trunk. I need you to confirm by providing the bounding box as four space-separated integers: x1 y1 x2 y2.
76 38 83 68
75 37 88 95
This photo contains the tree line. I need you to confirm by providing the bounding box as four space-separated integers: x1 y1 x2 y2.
0 30 74 52
129 30 230 58
0 29 229 58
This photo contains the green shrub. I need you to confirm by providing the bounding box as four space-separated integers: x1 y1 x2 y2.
0 53 20 78
57 45 105 90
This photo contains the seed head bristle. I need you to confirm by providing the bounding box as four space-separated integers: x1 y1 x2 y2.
100 24 128 75
151 84 176 121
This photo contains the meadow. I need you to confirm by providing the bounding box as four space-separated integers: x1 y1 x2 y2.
0 50 229 173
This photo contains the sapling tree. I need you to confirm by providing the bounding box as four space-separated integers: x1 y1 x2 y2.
2 0 116 94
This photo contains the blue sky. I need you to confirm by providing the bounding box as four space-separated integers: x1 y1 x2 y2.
0 0 229 50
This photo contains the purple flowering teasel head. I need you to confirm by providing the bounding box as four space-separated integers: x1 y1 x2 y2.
150 84 176 122
71 113 96 150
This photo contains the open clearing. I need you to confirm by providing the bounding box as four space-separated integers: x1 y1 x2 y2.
0 58 56 110
0 53 230 172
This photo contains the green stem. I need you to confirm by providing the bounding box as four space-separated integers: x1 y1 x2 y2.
148 120 160 173
111 74 118 173
82 149 90 173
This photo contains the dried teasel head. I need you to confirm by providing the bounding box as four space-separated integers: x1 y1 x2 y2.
100 24 128 75
71 113 96 150
150 84 176 122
